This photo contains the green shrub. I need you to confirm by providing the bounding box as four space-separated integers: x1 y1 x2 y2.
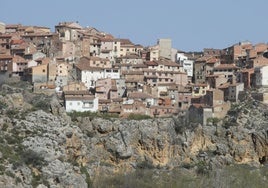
207 117 220 125
6 109 19 119
21 149 47 168
0 101 8 110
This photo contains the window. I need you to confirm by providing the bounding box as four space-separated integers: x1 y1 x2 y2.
83 101 93 108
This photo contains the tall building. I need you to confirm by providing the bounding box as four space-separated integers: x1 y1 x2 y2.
158 38 172 60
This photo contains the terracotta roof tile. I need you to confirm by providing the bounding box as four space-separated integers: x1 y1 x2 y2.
128 92 154 99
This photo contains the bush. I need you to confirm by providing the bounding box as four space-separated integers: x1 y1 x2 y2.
0 101 8 110
207 117 220 125
6 109 19 119
21 149 47 168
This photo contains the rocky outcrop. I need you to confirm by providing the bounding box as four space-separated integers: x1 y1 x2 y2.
0 86 267 187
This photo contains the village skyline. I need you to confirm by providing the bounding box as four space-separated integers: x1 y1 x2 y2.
1 20 268 124
1 0 268 52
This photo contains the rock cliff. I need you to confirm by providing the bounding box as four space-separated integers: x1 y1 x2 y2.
0 83 267 187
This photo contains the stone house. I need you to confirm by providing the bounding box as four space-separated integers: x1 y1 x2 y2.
24 63 48 83
0 54 12 72
21 32 57 56
122 100 148 116
207 74 228 89
203 89 224 107
149 105 178 117
11 55 27 76
127 92 156 107
247 53 268 68
237 68 254 88
194 56 207 84
99 37 120 64
55 22 83 42
116 54 143 65
95 78 114 100
189 89 231 125
118 39 143 57
177 86 192 110
228 83 244 102
79 56 112 69
55 61 72 87
213 64 239 83
122 70 144 92
62 82 87 92
0 34 12 55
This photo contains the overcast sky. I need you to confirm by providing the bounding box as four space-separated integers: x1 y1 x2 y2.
1 0 267 52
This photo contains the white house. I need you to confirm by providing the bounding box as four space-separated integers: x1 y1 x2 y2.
176 52 188 64
75 63 120 89
64 90 98 112
254 65 268 87
182 59 194 77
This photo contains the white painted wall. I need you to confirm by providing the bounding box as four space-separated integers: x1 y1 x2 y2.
65 98 98 112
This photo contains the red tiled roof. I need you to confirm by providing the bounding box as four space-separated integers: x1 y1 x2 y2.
155 59 180 67
10 39 24 45
13 55 26 62
128 92 154 99
75 63 103 71
146 61 158 66
0 54 13 59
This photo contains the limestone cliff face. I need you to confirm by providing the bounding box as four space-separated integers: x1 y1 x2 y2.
0 84 267 187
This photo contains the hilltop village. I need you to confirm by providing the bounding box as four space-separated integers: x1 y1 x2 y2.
0 21 268 124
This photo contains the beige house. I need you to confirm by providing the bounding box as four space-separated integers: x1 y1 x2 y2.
118 39 143 57
24 63 48 83
79 56 112 69
62 82 88 92
189 89 231 125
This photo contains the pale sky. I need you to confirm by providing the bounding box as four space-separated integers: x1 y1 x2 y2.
1 0 268 52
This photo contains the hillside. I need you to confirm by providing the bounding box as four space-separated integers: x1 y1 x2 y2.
0 81 267 187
